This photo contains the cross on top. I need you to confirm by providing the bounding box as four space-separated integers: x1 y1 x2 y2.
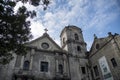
44 28 48 33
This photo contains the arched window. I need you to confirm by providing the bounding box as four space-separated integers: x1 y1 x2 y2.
23 61 30 70
63 37 65 44
96 43 99 49
77 46 81 51
58 64 63 74
75 33 79 40
81 67 86 74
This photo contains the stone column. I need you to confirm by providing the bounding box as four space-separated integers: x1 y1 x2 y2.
56 59 59 73
55 53 59 74
30 56 33 70
63 55 67 73
63 54 68 77
20 56 24 69
30 49 35 70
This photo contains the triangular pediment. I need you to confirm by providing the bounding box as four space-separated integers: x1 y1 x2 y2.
26 33 62 51
90 37 108 54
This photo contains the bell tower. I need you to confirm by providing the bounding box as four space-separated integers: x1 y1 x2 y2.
60 25 89 80
60 25 87 56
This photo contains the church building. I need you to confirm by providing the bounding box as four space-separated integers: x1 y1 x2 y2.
0 25 120 80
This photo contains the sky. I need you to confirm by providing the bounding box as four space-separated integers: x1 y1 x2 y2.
15 0 120 50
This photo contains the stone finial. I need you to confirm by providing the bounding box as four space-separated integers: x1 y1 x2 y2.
115 33 119 35
43 28 49 36
94 34 97 39
108 32 113 36
44 28 48 33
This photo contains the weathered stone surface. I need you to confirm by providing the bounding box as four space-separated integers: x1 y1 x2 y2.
0 26 120 80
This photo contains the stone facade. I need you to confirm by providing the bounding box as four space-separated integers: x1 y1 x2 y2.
0 25 120 80
60 26 90 80
89 32 120 80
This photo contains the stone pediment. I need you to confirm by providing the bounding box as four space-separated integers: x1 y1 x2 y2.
89 37 109 54
26 33 62 51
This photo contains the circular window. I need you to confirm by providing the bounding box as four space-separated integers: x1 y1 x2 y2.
96 43 99 49
41 43 49 49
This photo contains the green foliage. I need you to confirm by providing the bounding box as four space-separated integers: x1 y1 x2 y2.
17 0 50 8
0 0 50 64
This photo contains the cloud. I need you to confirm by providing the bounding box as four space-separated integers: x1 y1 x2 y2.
14 1 36 12
86 0 120 30
14 0 120 49
86 41 93 50
30 19 45 39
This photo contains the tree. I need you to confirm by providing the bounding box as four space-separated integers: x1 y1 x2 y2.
0 0 50 64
